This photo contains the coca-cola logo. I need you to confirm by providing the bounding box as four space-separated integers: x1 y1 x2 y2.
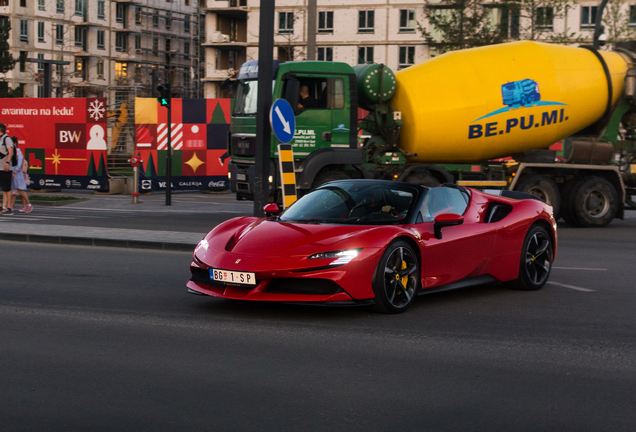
208 181 226 188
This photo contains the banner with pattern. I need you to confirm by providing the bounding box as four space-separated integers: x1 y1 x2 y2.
0 98 109 191
134 98 230 191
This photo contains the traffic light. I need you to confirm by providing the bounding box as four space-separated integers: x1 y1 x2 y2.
157 83 171 108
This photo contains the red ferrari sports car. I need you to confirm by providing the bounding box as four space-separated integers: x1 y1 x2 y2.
188 180 557 313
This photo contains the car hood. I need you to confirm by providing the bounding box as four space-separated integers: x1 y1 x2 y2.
207 218 398 256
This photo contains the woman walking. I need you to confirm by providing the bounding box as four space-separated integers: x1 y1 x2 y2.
10 137 32 213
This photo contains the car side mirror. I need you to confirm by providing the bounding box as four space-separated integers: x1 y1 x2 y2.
263 203 280 216
434 213 463 239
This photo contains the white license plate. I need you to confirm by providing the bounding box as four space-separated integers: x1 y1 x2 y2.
236 173 246 181
210 268 256 286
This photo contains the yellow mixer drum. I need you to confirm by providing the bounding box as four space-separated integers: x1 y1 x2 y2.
393 41 629 163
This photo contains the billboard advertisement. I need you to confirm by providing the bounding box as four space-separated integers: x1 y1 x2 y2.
0 98 109 191
134 98 230 192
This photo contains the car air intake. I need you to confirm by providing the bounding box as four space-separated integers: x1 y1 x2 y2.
265 278 342 295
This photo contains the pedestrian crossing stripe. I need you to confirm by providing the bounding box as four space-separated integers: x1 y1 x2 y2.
277 143 297 209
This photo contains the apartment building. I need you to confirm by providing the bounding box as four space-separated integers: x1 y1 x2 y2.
0 0 205 101
202 0 636 99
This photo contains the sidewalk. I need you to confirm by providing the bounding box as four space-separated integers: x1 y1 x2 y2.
0 190 253 251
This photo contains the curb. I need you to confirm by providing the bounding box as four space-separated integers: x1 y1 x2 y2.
0 232 196 252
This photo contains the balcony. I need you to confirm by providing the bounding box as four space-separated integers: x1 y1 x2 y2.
202 1 247 18
203 32 246 49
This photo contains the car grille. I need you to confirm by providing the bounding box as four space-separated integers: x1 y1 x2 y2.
265 279 343 296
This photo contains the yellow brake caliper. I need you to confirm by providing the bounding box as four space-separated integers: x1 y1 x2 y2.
395 260 408 292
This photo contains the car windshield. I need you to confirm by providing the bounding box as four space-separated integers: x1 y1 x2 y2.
279 182 417 225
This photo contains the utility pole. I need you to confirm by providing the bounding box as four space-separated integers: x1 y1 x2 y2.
253 0 275 216
157 83 172 205
307 0 317 60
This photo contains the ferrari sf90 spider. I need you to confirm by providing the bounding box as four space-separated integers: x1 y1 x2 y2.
188 180 557 313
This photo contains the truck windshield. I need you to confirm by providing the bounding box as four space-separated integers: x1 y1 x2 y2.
234 80 259 116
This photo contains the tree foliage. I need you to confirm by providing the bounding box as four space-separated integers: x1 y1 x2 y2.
420 0 505 55
603 0 636 47
421 0 584 56
0 19 17 75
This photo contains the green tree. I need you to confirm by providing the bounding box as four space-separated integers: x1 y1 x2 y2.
420 0 506 55
603 0 636 48
0 19 17 75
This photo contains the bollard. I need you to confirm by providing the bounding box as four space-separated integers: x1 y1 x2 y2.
128 154 143 204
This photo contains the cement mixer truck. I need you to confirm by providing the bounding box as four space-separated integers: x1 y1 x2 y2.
227 41 636 227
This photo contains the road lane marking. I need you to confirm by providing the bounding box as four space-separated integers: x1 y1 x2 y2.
553 267 607 271
547 281 595 292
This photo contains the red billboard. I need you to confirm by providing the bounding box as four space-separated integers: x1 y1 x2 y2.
0 98 108 190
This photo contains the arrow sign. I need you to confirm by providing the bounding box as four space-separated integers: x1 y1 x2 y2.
270 99 296 144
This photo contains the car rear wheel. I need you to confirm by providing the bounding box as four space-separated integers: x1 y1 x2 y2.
506 225 553 291
372 240 420 313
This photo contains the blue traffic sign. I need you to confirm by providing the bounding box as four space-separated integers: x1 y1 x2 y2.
270 99 296 144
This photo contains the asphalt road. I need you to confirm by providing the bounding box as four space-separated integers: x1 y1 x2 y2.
1 221 636 431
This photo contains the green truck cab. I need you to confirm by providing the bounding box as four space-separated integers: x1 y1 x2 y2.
228 60 365 201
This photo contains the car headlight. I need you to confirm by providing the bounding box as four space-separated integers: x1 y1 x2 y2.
308 249 361 265
195 238 209 254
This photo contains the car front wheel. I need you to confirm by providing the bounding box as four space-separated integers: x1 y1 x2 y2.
372 240 420 313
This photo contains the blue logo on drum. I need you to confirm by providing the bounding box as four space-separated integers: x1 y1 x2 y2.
474 79 567 122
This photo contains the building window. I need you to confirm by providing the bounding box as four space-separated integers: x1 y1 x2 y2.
317 47 333 61
318 11 333 33
536 7 553 30
399 9 416 32
19 51 27 72
20 19 28 42
630 6 636 27
96 60 104 79
98 0 104 19
165 11 171 30
97 30 104 49
278 11 294 34
184 68 191 90
358 46 373 64
55 24 63 44
37 21 45 42
37 85 44 98
135 34 141 51
580 5 597 29
57 0 64 13
398 46 415 69
74 58 82 76
116 32 128 52
38 0 44 11
115 62 128 80
20 0 25 7
152 37 158 55
75 0 83 16
74 26 84 46
153 11 159 28
135 7 142 25
37 53 44 72
116 4 126 23
358 10 374 33
184 15 190 33
184 41 190 59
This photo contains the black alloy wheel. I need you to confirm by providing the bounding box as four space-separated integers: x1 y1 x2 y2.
506 225 553 291
372 240 420 313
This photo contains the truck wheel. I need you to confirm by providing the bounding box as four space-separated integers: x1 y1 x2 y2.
571 176 618 227
405 172 440 187
559 178 581 227
515 175 561 219
312 171 350 189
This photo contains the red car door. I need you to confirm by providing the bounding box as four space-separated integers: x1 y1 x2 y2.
414 188 496 289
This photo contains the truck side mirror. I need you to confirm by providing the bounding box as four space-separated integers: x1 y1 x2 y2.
433 213 463 239
284 78 300 113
